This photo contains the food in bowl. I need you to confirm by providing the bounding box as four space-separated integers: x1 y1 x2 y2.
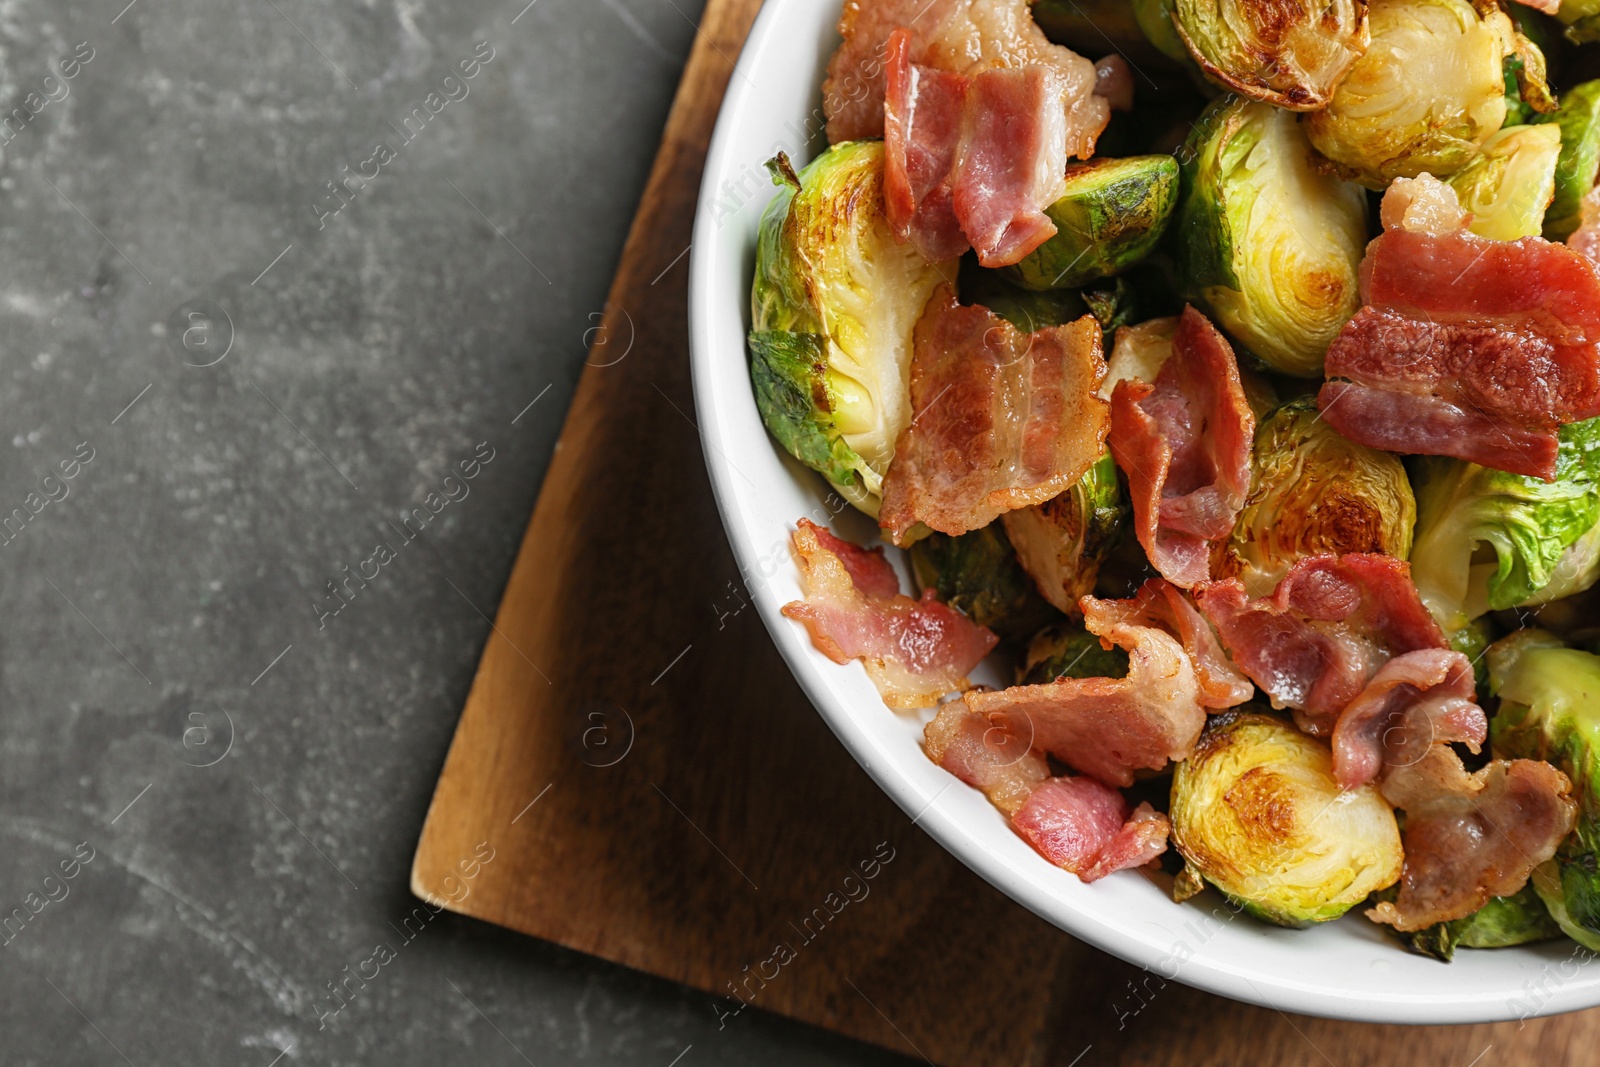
743 0 1600 960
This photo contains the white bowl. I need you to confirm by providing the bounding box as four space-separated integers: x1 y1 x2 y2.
686 0 1600 1024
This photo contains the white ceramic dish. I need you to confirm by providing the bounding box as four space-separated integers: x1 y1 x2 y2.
685 0 1600 1024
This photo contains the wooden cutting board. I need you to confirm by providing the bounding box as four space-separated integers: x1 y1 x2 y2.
411 1 1600 1062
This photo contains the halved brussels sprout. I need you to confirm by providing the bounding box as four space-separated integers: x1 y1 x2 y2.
1176 96 1367 378
750 144 954 517
1165 0 1370 110
909 524 1061 644
1170 708 1403 926
1409 417 1600 633
1018 618 1130 685
1445 124 1561 240
1217 398 1415 598
1306 0 1516 188
1001 453 1128 614
1538 81 1600 241
1004 157 1180 292
1489 630 1600 950
1556 0 1600 43
1401 884 1562 961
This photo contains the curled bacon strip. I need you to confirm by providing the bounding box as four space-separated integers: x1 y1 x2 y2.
1012 777 1169 883
1085 579 1253 709
782 519 997 708
1108 307 1254 588
1369 746 1575 931
1195 554 1445 736
1329 649 1486 791
923 701 1048 817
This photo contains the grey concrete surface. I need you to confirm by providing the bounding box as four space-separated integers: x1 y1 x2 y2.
0 1 912 1063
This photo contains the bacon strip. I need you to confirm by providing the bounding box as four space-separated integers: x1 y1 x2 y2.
1329 649 1486 791
884 29 1072 267
1084 579 1253 709
824 0 1106 149
1319 177 1600 480
965 592 1207 786
782 519 998 708
1011 776 1169 882
1196 554 1445 736
880 285 1109 544
1108 307 1254 588
923 701 1048 816
1368 746 1575 931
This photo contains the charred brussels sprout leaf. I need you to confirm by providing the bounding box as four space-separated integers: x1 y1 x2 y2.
1176 97 1367 378
1004 157 1180 292
909 524 1060 643
1168 0 1370 110
1001 454 1129 614
1306 0 1516 189
750 142 954 517
1170 709 1403 926
1445 124 1561 240
1489 630 1600 950
1409 417 1600 633
1019 620 1130 685
1218 398 1415 598
1537 81 1600 240
1401 884 1562 961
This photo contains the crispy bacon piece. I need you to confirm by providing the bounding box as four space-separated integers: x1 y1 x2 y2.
880 285 1109 544
1086 579 1253 709
1329 649 1487 790
1195 554 1445 736
1011 776 1169 882
823 0 1107 149
782 519 998 708
965 592 1207 786
1319 176 1600 480
1108 306 1254 588
1368 746 1575 931
924 702 1048 816
883 30 1072 267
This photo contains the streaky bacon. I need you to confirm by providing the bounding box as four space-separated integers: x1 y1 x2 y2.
924 701 1048 816
1195 554 1445 736
965 591 1207 786
883 29 1072 267
1108 306 1254 588
1011 776 1168 882
879 285 1109 544
1329 649 1486 790
1368 745 1575 931
1085 578 1253 709
1319 175 1600 480
782 519 998 708
823 0 1106 148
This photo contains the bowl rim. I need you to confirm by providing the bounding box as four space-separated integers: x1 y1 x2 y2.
685 0 1600 1026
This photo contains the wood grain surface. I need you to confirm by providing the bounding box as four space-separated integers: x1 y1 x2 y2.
410 1 1600 1062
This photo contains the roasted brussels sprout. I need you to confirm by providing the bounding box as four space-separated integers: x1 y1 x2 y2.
1160 0 1369 110
1306 0 1517 189
1537 81 1600 241
1555 0 1600 43
1004 157 1180 292
909 524 1060 643
1176 97 1367 378
1216 398 1415 598
1409 417 1600 632
1489 630 1600 950
1445 124 1561 240
1401 884 1562 962
1018 619 1130 685
1170 708 1403 926
1001 453 1129 614
750 144 954 517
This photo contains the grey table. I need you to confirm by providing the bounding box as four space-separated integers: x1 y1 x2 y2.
0 1 909 1062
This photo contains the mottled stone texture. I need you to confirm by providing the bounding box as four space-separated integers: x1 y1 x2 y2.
0 1 902 1063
